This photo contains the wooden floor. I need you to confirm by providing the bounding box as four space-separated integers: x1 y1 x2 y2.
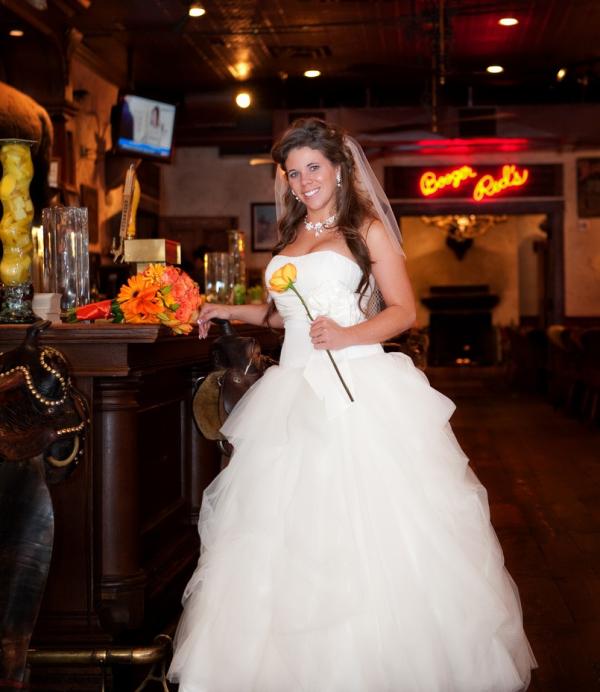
429 367 600 692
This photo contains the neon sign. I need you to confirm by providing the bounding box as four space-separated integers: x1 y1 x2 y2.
473 165 529 201
420 166 477 196
419 164 529 201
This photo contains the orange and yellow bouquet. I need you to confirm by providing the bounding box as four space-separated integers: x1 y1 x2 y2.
67 264 201 335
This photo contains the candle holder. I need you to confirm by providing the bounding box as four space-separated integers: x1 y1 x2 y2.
0 139 37 323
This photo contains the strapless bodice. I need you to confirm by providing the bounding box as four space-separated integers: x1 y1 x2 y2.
265 251 383 415
266 250 365 322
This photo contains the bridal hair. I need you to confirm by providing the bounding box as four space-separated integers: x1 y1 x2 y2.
270 118 376 306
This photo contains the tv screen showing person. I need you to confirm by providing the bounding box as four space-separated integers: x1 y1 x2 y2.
116 95 175 159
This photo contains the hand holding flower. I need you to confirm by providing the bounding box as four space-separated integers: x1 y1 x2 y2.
269 263 354 402
309 315 351 351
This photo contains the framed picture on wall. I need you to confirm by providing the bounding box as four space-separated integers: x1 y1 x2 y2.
577 158 600 217
251 203 278 252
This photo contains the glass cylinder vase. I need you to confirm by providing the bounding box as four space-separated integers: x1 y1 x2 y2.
41 206 90 312
204 251 233 304
0 139 37 323
227 229 246 304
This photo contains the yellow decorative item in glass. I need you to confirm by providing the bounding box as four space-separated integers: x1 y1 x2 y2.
0 139 37 323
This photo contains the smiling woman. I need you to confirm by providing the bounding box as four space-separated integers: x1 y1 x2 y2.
169 118 537 692
285 146 340 213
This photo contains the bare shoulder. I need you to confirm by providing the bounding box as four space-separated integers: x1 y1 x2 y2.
362 218 399 260
361 218 414 313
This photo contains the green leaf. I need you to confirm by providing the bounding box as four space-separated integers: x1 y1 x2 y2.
112 301 124 323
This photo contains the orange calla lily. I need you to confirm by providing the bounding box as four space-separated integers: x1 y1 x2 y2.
268 263 297 293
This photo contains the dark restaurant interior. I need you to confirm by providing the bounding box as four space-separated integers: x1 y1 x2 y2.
0 0 599 690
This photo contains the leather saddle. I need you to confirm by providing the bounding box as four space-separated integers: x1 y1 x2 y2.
193 319 276 441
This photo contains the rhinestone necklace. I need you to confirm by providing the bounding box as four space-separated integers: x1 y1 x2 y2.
304 213 337 237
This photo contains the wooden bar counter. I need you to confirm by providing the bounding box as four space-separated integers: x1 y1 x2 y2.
0 322 281 651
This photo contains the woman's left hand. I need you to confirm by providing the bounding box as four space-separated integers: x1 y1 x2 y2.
309 316 349 350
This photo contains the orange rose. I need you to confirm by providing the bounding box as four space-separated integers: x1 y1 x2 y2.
268 263 297 293
267 261 353 402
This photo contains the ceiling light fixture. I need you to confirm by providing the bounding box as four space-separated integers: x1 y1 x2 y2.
229 61 251 80
235 91 251 109
304 69 321 78
498 17 519 26
556 68 567 81
189 3 206 18
9 29 24 37
486 65 504 74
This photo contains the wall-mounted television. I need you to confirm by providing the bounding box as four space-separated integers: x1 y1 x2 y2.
113 95 176 161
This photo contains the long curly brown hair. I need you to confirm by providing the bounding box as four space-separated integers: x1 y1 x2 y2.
267 119 376 322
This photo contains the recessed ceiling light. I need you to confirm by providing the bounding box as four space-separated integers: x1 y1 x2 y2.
304 69 321 78
486 65 504 74
556 68 567 81
9 29 24 37
235 91 251 109
189 3 206 17
498 17 519 26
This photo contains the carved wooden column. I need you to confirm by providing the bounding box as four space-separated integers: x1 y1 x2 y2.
95 376 146 634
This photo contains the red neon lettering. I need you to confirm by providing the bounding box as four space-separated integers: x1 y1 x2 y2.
419 166 477 196
472 165 529 201
419 164 530 200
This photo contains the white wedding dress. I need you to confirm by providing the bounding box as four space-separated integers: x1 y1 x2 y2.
169 250 537 692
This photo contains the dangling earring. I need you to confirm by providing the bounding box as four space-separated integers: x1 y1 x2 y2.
336 170 342 188
291 190 300 201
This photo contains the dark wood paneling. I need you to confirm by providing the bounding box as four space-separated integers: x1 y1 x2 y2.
0 323 282 661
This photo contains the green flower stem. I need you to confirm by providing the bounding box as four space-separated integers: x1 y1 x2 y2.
288 282 354 403
288 282 314 320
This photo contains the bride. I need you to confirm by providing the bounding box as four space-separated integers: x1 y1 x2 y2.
168 118 537 691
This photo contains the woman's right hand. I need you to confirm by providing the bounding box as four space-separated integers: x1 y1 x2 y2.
197 303 233 339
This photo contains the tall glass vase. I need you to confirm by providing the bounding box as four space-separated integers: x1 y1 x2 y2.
227 229 246 304
41 206 90 312
204 251 233 304
0 139 37 323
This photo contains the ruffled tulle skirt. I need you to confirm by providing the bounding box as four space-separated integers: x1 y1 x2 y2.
169 352 536 691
